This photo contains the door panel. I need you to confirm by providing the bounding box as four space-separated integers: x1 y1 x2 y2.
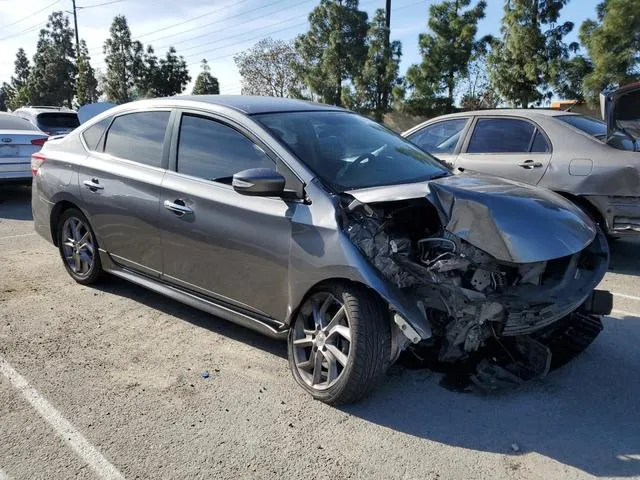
160 174 293 319
159 112 294 320
455 117 551 184
79 156 166 276
78 110 171 276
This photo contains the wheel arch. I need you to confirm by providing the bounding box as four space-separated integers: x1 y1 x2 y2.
555 191 607 231
50 200 79 246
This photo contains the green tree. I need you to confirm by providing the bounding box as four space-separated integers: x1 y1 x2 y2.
234 38 303 97
27 11 77 106
156 47 190 97
295 0 368 106
192 59 220 95
76 40 99 105
406 0 487 114
2 48 32 110
552 55 593 101
135 45 160 98
353 9 402 121
103 15 143 103
579 0 640 105
458 53 502 110
488 0 575 107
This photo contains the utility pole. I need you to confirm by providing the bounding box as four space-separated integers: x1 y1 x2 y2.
71 0 80 59
385 0 391 45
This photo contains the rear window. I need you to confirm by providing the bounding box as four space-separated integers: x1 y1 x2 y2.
0 114 39 131
556 115 606 138
36 113 80 130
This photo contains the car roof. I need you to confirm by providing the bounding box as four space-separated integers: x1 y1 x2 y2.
158 95 345 115
14 106 77 115
428 108 580 120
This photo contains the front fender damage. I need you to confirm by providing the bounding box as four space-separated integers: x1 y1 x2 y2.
339 178 612 390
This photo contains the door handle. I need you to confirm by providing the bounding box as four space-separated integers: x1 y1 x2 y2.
83 178 104 191
164 199 193 216
517 160 543 169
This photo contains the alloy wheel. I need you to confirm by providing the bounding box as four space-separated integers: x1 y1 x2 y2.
292 292 352 390
61 216 95 277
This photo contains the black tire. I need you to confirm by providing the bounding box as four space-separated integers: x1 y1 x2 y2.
57 208 104 285
288 282 391 405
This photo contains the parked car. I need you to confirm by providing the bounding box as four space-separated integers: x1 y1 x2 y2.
32 96 612 404
404 85 640 237
14 106 80 136
0 112 48 184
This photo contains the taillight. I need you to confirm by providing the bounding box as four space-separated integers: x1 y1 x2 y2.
31 152 46 176
31 137 47 146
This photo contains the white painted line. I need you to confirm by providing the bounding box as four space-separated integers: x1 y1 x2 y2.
0 467 10 480
611 309 640 318
612 292 640 302
0 233 36 240
0 358 125 480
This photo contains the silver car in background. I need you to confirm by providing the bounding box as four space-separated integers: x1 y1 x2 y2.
404 85 640 237
32 96 612 404
0 112 48 184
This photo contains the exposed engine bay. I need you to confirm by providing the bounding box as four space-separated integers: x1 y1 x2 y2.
340 193 612 390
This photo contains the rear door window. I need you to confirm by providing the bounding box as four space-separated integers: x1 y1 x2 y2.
467 118 541 153
104 111 170 168
176 114 274 183
408 118 468 154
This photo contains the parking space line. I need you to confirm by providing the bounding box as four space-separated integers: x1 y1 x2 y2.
0 233 36 240
612 292 640 302
611 309 640 318
0 358 125 480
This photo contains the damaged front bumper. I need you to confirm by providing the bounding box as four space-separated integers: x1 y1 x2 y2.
340 174 612 382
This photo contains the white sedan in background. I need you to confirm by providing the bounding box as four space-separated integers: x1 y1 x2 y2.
0 112 48 184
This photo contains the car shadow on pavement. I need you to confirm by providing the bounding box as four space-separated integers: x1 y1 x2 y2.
93 276 288 359
0 185 33 220
345 313 640 478
608 238 640 276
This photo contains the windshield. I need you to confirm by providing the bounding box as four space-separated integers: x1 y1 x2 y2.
556 114 606 138
254 111 449 190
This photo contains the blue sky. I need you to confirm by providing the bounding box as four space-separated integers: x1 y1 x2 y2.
0 0 602 95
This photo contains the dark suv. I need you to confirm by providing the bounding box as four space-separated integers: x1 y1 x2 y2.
32 96 612 404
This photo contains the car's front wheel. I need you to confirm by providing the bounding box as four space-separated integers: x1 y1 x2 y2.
57 208 103 285
288 282 391 404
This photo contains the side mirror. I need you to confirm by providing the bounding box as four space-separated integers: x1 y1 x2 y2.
232 168 286 196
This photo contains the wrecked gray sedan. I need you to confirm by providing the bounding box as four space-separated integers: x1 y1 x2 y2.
33 96 612 404
404 83 640 237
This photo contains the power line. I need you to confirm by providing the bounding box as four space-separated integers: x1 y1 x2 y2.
0 0 60 30
0 21 46 42
87 0 255 53
152 0 309 52
77 0 125 9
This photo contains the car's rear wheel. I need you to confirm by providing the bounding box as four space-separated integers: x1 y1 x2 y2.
288 282 391 405
57 208 103 285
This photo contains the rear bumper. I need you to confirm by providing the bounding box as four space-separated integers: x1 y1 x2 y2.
0 164 31 181
31 180 55 244
586 195 640 235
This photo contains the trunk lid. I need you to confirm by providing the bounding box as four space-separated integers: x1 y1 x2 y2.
0 130 48 169
601 82 640 150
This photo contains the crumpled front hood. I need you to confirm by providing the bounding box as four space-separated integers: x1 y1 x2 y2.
346 174 596 263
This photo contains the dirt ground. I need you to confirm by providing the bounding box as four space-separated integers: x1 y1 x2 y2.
1 185 639 480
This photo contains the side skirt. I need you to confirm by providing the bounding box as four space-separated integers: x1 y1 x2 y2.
99 250 288 340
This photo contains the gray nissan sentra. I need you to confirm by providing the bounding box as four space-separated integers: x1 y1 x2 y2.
32 96 613 404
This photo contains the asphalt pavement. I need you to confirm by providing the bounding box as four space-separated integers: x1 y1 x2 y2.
1 184 639 480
